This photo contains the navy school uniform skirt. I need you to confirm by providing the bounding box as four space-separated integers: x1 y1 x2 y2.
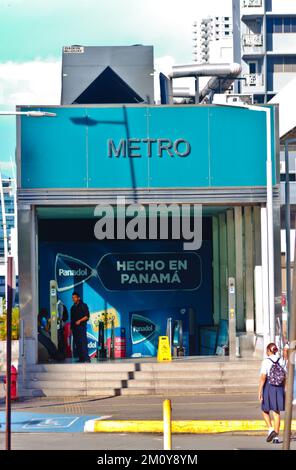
261 381 285 413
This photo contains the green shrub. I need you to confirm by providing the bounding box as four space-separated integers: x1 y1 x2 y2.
0 307 20 341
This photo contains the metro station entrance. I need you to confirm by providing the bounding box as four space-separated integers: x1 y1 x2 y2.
36 204 267 363
17 103 281 369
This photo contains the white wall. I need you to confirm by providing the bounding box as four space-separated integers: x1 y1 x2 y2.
267 0 296 14
270 34 296 53
272 72 296 93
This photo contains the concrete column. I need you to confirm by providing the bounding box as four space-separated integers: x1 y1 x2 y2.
253 206 262 266
226 209 235 278
18 206 38 366
212 216 220 325
254 205 263 337
234 207 245 331
245 206 255 334
219 213 228 321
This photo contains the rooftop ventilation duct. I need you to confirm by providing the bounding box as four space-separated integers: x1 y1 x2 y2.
163 62 242 104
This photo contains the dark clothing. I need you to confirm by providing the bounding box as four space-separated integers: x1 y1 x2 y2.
70 301 90 328
71 301 90 362
61 304 69 323
261 381 285 413
72 322 90 362
38 330 64 362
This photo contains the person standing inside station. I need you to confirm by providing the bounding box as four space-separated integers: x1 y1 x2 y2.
70 291 90 363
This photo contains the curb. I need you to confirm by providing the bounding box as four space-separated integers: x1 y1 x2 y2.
84 419 296 434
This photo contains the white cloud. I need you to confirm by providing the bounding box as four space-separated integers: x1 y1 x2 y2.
0 48 225 107
0 60 61 106
0 56 187 106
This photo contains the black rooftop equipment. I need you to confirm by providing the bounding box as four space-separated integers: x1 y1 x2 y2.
61 45 154 105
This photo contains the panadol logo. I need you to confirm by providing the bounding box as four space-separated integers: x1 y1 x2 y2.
133 325 154 333
131 314 157 345
59 268 88 277
55 253 96 292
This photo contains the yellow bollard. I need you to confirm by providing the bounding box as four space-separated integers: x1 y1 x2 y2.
163 399 172 450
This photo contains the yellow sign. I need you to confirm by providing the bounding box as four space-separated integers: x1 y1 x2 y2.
157 336 172 362
89 308 119 333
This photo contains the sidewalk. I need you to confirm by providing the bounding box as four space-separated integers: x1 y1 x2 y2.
0 392 280 420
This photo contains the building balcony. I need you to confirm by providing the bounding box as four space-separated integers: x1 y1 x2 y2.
241 0 264 19
242 0 262 7
242 33 263 47
243 73 264 87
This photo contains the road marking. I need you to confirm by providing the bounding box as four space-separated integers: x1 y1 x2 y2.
23 417 79 430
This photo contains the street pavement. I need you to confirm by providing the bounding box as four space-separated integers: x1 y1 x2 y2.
0 393 266 420
0 431 296 450
0 392 295 449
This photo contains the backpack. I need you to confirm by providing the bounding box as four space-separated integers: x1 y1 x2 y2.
268 358 286 386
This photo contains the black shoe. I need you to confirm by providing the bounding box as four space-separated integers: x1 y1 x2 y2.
267 430 277 442
272 436 280 444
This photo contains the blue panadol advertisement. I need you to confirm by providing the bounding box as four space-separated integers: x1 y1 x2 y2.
130 308 189 357
39 236 213 357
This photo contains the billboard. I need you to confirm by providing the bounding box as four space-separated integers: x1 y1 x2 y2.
39 236 213 357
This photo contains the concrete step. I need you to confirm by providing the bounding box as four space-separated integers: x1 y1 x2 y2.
25 369 260 382
22 359 261 397
120 384 258 396
125 378 259 388
26 371 131 381
21 383 258 398
132 370 259 379
25 379 125 389
21 387 118 398
24 375 259 390
26 363 136 373
26 361 261 374
134 362 260 372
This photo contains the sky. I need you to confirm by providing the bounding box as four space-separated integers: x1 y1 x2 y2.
0 0 232 173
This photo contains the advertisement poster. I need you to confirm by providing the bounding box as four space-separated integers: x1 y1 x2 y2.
39 238 213 357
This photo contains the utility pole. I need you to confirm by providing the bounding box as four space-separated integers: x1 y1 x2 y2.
283 215 296 450
5 256 14 451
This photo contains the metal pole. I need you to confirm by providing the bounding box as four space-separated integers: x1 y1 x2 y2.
163 399 172 450
265 107 275 342
283 214 296 450
228 277 237 360
285 141 291 340
284 138 296 339
195 77 199 104
5 256 13 451
0 172 8 306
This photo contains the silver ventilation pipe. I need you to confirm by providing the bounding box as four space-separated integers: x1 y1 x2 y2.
168 62 242 104
169 63 241 79
173 87 195 98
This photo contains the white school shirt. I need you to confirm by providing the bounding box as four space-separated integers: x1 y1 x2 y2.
260 354 287 376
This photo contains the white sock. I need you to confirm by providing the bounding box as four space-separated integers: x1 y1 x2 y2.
268 427 274 434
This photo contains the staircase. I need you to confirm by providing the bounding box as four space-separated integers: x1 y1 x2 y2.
20 359 261 398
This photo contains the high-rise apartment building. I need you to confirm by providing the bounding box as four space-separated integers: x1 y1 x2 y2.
193 16 233 64
233 0 296 103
